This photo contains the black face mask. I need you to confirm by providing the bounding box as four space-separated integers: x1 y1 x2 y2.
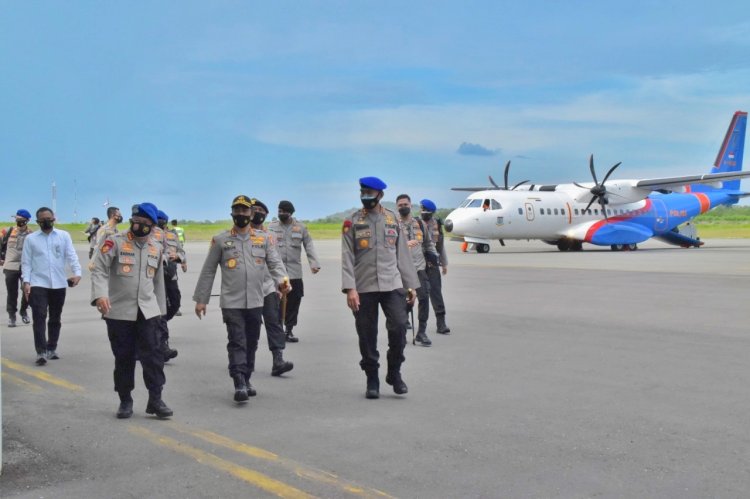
361 196 379 210
421 212 433 221
251 213 266 226
130 221 152 238
16 220 28 227
158 220 167 229
115 215 124 223
398 207 411 217
37 220 54 231
232 214 251 228
278 214 291 223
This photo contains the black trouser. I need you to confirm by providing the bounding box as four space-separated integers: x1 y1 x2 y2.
4 269 29 316
29 287 66 354
158 268 182 344
221 307 263 379
426 264 446 316
262 292 285 352
407 270 430 324
106 311 165 397
354 290 407 373
282 278 304 330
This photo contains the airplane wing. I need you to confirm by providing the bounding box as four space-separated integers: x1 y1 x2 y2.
450 186 499 192
635 170 750 191
560 220 654 245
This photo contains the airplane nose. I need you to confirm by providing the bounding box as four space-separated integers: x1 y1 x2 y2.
445 219 453 232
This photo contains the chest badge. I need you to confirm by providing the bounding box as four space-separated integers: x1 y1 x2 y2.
227 258 237 269
122 264 132 274
359 239 369 249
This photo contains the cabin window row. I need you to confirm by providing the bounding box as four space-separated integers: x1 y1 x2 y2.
516 207 649 216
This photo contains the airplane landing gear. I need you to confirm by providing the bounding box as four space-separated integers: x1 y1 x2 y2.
611 243 638 251
476 243 490 253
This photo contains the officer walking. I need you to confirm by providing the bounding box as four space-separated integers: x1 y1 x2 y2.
420 199 451 334
84 217 101 259
1 209 33 327
250 200 294 376
342 177 419 399
396 194 438 346
193 195 289 403
154 210 185 361
91 202 172 419
268 200 321 343
94 206 123 249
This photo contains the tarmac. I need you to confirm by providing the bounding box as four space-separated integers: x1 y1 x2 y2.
1 238 749 498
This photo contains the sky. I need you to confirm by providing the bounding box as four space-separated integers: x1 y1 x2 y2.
2 1 749 222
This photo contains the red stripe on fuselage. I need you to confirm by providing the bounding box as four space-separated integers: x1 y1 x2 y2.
692 193 711 214
583 199 653 242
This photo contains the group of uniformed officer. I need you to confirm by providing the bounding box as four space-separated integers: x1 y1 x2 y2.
1 209 34 327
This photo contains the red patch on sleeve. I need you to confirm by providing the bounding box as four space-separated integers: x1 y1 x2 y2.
342 220 352 234
101 240 115 254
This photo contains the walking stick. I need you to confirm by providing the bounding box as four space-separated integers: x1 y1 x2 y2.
281 277 289 326
408 288 415 345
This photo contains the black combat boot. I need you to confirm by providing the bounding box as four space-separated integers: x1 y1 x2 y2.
146 394 173 418
116 392 133 419
162 340 178 362
233 374 249 402
436 315 451 334
244 374 257 397
285 327 299 343
415 322 432 346
385 371 408 395
8 314 16 328
271 350 294 376
365 371 379 399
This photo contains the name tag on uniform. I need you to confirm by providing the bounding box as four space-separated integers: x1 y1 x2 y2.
354 225 371 239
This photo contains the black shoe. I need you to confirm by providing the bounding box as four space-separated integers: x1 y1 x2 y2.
35 354 46 366
385 372 408 395
436 316 451 335
145 398 173 418
233 375 249 402
415 324 432 346
47 350 60 360
365 372 379 399
21 314 30 324
246 381 257 397
8 315 16 328
116 400 134 419
285 330 299 343
163 348 178 362
271 351 294 376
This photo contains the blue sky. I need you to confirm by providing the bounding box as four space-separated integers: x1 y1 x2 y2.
2 1 749 222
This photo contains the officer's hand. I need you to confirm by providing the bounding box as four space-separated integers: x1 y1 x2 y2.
407 240 419 248
311 267 320 274
168 254 177 261
0 259 4 266
346 289 360 312
195 303 207 319
406 289 417 305
23 283 30 301
96 297 111 315
69 276 81 287
181 262 188 273
442 265 448 276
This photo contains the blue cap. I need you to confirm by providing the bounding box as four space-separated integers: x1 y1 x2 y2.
16 209 31 219
157 210 169 221
420 199 437 212
132 202 159 224
359 176 387 191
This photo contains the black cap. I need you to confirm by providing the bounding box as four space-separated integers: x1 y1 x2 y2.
278 200 295 213
250 198 268 213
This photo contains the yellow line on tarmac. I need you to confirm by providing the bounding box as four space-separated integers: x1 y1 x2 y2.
168 423 394 498
129 425 316 499
2 371 44 391
1 358 85 392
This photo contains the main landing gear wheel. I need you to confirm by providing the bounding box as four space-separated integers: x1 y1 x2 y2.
611 243 638 251
476 243 490 253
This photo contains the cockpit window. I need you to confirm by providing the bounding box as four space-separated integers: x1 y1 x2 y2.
491 199 501 210
467 199 483 208
459 199 472 208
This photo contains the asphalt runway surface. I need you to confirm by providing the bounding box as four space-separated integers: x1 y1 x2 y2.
2 238 749 498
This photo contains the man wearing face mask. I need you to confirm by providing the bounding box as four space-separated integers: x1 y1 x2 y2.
1 209 34 327
94 206 123 250
153 210 185 362
419 199 451 335
396 195 439 347
342 177 420 399
250 200 294 376
21 207 82 365
91 203 172 419
193 195 290 404
268 200 320 343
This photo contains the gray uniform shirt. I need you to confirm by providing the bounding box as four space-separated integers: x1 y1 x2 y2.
268 218 320 280
2 226 32 271
398 216 437 272
90 232 167 321
341 206 420 293
425 218 448 266
193 228 288 309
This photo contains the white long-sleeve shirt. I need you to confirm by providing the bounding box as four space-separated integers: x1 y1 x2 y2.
21 228 82 289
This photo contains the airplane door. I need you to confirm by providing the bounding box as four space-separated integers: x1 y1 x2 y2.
651 198 669 232
525 203 535 221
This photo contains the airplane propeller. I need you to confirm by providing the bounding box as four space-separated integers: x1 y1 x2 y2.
488 161 530 190
574 154 621 220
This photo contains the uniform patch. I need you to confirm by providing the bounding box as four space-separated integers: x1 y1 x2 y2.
101 240 114 254
227 258 237 269
122 264 132 274
255 258 262 264
342 220 352 234
292 226 301 232
359 239 369 249
147 267 155 278
385 215 395 225
251 235 265 246
224 240 234 247
386 238 396 246
167 233 176 240
121 242 134 252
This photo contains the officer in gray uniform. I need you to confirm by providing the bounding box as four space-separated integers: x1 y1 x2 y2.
154 209 185 361
193 195 289 403
90 202 172 419
250 200 294 376
396 194 439 346
1 209 33 327
420 199 451 334
268 200 321 343
342 177 419 399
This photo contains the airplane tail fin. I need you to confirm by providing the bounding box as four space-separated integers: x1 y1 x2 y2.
693 111 747 193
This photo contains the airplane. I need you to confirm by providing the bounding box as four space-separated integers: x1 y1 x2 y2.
445 111 749 252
